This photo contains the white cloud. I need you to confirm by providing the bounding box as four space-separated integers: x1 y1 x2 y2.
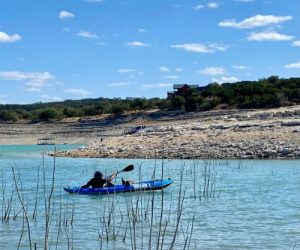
40 95 62 102
117 68 135 73
209 43 229 51
26 87 42 92
85 0 103 2
159 66 169 72
292 40 300 46
194 5 205 10
170 43 228 53
232 65 250 70
207 2 219 8
175 68 183 72
64 88 91 95
77 31 98 39
141 83 172 89
0 31 21 43
235 0 254 2
247 30 294 41
59 11 75 20
212 76 239 83
125 41 150 47
138 28 148 33
198 67 227 76
96 42 107 46
108 82 131 87
0 71 54 81
219 15 292 29
285 62 300 69
163 75 179 79
0 71 55 91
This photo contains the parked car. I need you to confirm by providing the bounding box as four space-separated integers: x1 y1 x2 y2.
125 125 147 135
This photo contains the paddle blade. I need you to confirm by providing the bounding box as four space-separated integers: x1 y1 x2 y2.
122 164 134 172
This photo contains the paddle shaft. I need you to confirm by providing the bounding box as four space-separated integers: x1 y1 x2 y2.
106 164 134 179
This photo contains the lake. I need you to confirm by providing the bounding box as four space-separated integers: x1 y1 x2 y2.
0 145 299 249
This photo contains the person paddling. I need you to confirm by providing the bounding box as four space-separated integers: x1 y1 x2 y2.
81 171 116 188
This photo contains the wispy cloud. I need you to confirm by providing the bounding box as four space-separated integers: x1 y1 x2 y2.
219 15 292 29
138 28 148 33
247 30 294 41
0 31 21 43
77 30 98 39
198 67 227 75
96 42 107 46
117 68 135 73
212 76 239 83
235 0 254 2
163 75 179 79
193 2 219 10
125 41 151 47
170 43 228 53
292 40 300 46
285 62 300 69
85 0 103 2
207 2 219 9
159 66 169 73
193 5 205 10
141 83 172 89
40 95 62 102
232 65 250 70
59 11 75 20
0 71 55 91
64 88 91 95
108 82 131 87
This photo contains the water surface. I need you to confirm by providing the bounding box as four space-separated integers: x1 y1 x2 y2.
0 145 299 249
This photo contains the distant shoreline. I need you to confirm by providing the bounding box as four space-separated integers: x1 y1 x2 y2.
1 106 300 160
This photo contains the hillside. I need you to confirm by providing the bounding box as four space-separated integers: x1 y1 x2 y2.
0 76 299 123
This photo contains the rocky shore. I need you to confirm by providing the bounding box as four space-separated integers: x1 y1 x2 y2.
53 106 300 159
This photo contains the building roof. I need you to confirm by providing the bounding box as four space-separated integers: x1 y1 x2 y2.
173 84 198 89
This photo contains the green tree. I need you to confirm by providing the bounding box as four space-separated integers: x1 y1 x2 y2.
170 96 185 110
38 109 62 121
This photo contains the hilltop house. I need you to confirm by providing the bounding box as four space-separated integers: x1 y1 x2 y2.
167 84 199 99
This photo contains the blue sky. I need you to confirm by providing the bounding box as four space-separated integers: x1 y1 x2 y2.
0 0 299 104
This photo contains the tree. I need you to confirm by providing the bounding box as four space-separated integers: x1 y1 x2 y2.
38 109 62 121
170 96 185 110
185 96 198 111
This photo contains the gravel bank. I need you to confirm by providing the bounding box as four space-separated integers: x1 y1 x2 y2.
51 106 300 159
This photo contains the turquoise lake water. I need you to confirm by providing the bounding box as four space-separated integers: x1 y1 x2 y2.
0 145 299 249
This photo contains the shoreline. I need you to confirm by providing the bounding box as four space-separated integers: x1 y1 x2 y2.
1 106 300 160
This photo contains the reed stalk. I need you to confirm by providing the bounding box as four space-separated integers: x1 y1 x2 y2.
11 165 33 250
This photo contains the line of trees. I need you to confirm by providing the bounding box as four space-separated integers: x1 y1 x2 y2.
0 97 167 122
170 76 300 111
0 76 299 122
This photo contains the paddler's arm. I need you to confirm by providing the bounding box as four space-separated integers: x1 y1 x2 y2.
81 179 92 188
106 172 116 183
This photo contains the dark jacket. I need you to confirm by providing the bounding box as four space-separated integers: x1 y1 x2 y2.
81 177 107 188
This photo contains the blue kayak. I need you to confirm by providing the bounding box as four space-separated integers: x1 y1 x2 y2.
63 179 173 195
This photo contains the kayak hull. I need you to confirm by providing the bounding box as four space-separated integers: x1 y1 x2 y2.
63 179 173 195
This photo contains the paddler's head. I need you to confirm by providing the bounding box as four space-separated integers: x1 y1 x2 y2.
94 171 103 179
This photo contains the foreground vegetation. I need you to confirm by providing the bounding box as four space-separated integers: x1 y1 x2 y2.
0 157 221 249
0 76 299 122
